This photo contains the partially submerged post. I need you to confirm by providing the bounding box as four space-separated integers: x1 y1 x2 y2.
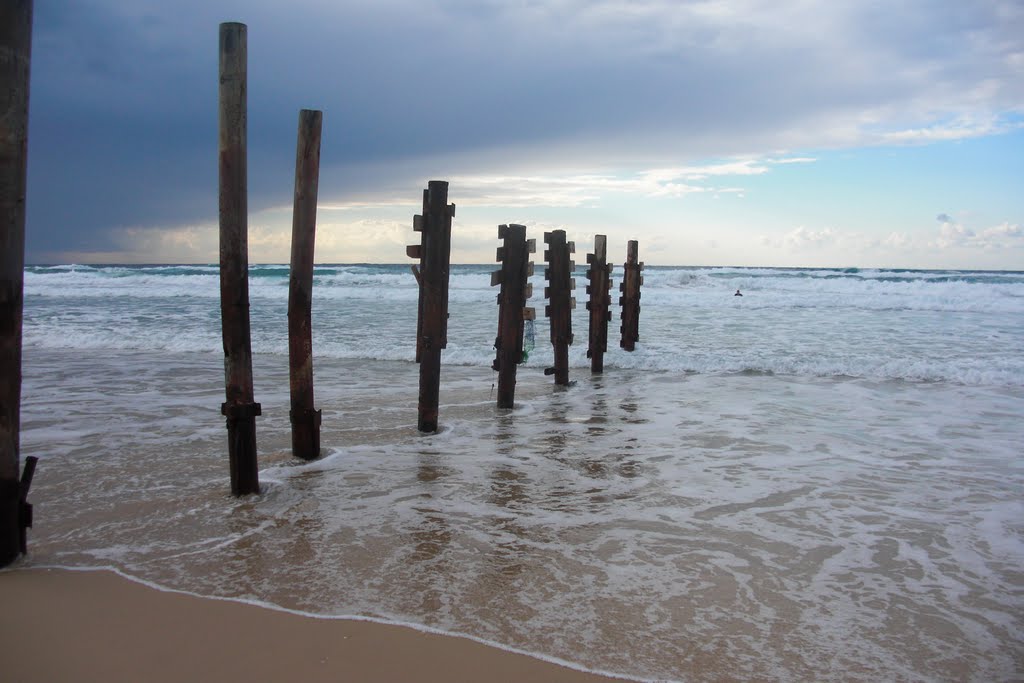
407 181 454 432
585 235 613 373
543 230 575 386
490 224 535 408
287 109 322 460
218 22 261 495
619 240 643 352
0 0 34 567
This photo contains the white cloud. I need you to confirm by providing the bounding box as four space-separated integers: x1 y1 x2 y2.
881 232 912 249
385 157 802 209
935 222 976 248
931 218 1023 250
879 115 1021 145
762 226 844 250
42 224 219 264
770 157 817 165
981 222 1023 241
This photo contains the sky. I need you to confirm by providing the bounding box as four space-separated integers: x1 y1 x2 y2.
23 0 1024 269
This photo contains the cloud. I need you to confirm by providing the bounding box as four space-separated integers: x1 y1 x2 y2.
762 216 1024 257
46 215 416 264
881 232 912 249
770 157 817 165
37 224 218 264
762 226 843 250
879 114 1022 145
24 0 1024 262
447 168 714 208
308 157 781 210
932 218 1023 250
935 222 976 248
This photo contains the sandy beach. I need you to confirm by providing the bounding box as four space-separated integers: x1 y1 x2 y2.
0 568 623 683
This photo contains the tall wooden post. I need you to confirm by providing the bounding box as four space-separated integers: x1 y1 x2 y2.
585 235 612 373
0 0 33 567
288 109 322 461
490 224 535 409
218 22 260 495
543 230 575 386
407 181 454 432
619 240 643 352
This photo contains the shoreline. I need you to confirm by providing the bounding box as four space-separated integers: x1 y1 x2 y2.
0 567 631 683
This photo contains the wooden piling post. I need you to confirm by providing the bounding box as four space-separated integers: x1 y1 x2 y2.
1 0 33 567
543 230 576 385
218 22 261 495
619 240 643 352
490 224 535 408
585 235 613 373
287 109 322 461
407 181 454 432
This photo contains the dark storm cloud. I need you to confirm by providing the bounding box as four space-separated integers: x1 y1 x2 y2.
23 0 1024 260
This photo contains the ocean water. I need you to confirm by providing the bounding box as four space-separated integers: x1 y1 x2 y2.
16 263 1024 681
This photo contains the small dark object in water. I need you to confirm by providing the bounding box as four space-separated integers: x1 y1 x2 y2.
735 289 743 296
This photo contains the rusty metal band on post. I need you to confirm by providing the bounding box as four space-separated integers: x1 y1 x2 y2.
221 401 262 419
289 408 322 426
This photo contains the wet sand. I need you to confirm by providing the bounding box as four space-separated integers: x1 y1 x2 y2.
0 568 624 683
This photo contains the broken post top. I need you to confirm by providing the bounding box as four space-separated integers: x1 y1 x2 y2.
493 224 536 314
497 223 527 241
428 179 450 201
626 239 638 263
492 223 535 310
623 239 644 272
586 234 612 271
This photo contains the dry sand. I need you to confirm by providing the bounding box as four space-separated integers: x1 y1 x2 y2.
0 567 624 683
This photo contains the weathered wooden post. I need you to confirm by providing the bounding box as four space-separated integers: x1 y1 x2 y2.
490 224 535 408
287 109 322 461
407 181 454 432
218 22 261 495
543 230 575 386
1 0 34 567
585 235 613 373
619 240 643 352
